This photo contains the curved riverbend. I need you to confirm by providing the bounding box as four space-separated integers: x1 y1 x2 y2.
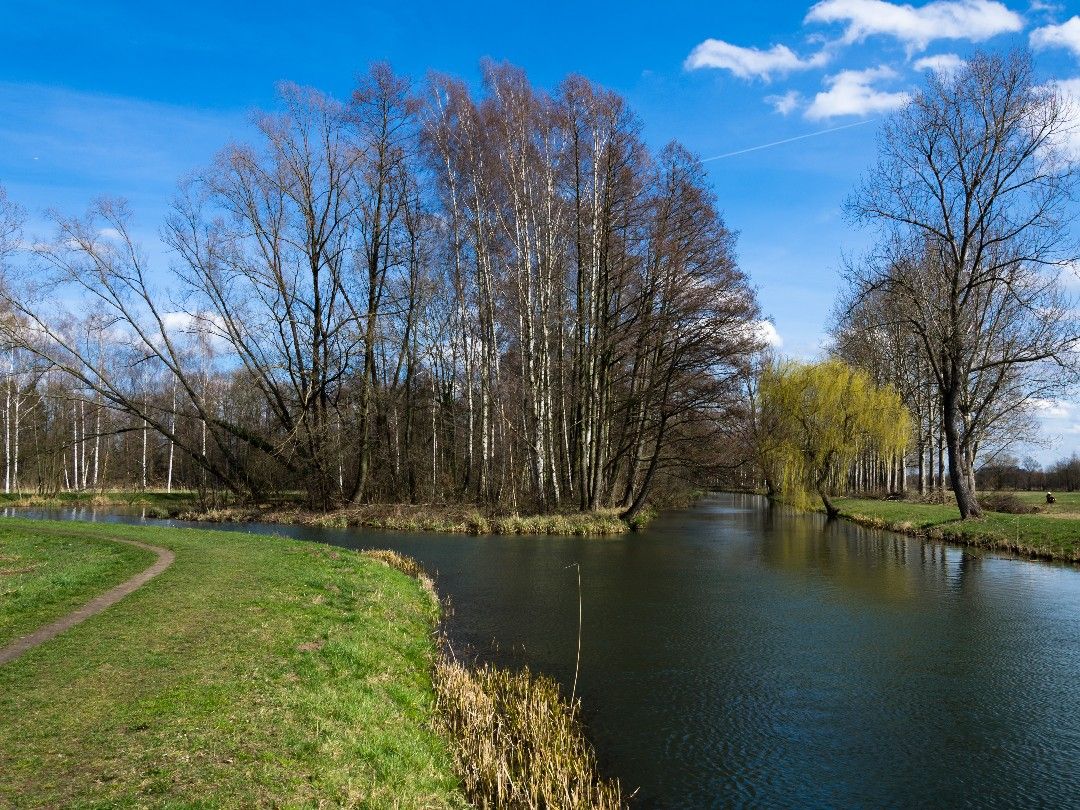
8 493 1080 807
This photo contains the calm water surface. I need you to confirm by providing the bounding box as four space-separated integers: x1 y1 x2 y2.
10 494 1080 808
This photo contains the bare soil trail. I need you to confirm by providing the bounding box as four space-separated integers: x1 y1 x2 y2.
0 537 175 665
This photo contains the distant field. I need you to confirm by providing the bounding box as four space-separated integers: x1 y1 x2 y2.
996 490 1080 515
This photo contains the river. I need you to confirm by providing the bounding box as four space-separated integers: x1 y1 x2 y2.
8 493 1080 807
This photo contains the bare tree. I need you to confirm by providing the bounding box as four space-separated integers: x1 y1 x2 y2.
0 66 764 516
0 186 20 263
845 50 1080 518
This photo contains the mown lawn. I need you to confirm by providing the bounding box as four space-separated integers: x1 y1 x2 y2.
835 497 1080 561
0 524 154 647
0 518 466 808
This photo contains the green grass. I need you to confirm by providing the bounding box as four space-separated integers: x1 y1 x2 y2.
988 489 1080 516
0 525 154 647
0 518 466 808
834 496 1080 561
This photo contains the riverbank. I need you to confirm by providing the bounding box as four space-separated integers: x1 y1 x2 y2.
0 519 465 806
0 518 625 807
174 502 635 536
832 497 1080 562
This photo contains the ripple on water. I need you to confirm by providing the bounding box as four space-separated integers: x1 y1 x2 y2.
7 495 1080 808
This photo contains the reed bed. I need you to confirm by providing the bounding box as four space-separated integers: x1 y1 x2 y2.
174 503 634 536
432 656 626 809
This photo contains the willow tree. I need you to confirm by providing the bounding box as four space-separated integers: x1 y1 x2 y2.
759 360 910 517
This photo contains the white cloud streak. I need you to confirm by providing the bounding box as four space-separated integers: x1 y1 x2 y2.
805 0 1024 50
701 118 877 161
684 40 830 80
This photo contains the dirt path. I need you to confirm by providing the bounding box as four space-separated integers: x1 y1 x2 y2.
0 538 175 666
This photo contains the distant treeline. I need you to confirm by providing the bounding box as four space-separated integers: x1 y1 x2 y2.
975 454 1080 493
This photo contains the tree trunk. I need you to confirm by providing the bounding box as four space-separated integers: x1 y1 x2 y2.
167 384 176 493
942 386 981 518
820 490 839 519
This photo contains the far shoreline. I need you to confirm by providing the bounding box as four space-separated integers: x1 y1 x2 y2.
0 490 660 536
734 489 1080 565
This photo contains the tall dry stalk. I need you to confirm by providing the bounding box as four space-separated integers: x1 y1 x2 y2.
432 657 625 809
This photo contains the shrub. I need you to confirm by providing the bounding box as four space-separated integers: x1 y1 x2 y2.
979 492 1039 514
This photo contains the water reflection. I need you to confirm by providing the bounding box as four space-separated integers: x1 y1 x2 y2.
6 495 1080 808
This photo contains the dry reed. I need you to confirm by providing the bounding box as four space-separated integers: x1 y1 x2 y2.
432 656 626 809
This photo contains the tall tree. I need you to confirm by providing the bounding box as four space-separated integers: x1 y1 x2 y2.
0 65 763 515
845 50 1079 518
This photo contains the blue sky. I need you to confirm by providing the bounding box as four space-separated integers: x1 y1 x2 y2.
3 0 1080 462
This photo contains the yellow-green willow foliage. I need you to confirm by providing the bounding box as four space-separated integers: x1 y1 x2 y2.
759 360 910 516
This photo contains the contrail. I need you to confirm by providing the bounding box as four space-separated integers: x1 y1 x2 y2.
701 118 877 162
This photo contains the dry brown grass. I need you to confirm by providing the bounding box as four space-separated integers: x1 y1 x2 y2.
178 503 633 536
364 549 440 604
432 656 626 809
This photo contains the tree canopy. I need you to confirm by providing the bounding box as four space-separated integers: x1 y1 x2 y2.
759 359 910 517
841 50 1079 518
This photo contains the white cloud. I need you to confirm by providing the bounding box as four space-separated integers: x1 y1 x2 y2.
684 40 829 80
757 320 783 348
1033 398 1076 419
1031 16 1080 57
159 311 232 352
806 66 911 119
1047 77 1080 158
765 90 803 115
805 0 1024 51
913 53 966 75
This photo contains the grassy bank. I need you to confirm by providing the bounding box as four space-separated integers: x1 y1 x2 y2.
833 496 1080 562
1 519 629 807
0 489 640 535
0 519 466 807
172 502 634 536
0 524 154 647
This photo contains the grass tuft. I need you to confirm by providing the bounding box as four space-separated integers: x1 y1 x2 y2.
180 503 632 537
432 655 626 809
